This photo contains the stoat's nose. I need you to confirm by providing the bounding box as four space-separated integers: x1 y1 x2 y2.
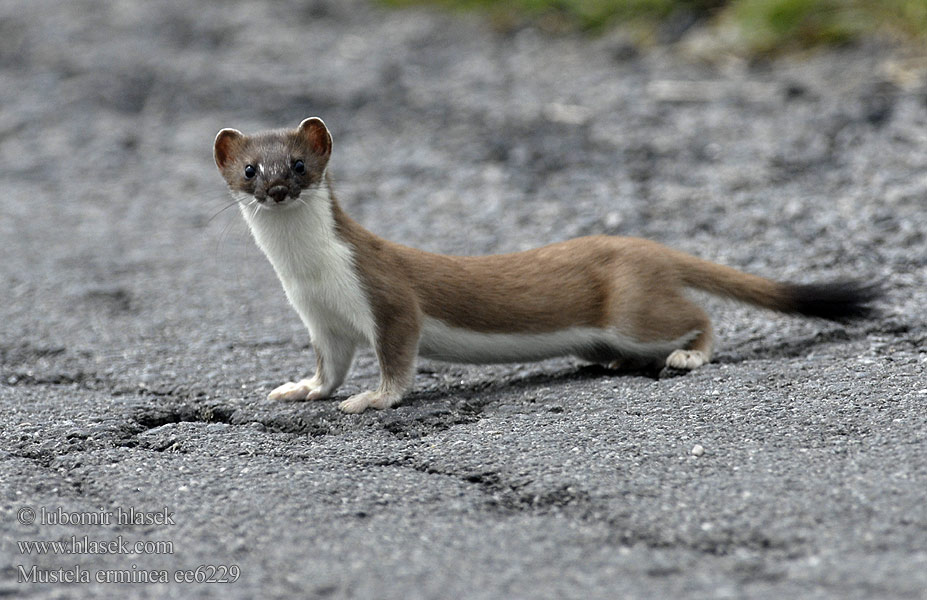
267 185 289 204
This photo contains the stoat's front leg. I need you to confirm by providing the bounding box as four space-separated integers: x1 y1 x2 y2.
268 377 326 401
338 306 420 413
269 328 356 402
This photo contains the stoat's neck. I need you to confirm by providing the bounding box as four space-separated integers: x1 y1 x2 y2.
240 181 344 282
240 178 378 344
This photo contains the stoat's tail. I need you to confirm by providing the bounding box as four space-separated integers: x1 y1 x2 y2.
669 250 881 320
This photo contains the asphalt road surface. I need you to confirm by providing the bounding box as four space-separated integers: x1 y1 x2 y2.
1 1 926 598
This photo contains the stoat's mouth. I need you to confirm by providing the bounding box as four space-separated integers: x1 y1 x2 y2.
253 198 301 211
253 186 304 209
236 194 303 216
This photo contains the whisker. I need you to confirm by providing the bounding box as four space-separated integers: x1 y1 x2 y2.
214 214 248 258
206 199 242 225
209 195 260 267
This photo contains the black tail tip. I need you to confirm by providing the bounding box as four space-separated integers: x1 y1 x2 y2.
787 280 884 321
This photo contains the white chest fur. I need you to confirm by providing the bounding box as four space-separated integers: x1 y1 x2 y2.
238 186 376 347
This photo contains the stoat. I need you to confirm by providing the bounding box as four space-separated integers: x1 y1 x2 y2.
214 118 879 413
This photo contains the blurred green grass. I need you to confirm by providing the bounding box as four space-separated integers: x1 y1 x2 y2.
381 0 927 53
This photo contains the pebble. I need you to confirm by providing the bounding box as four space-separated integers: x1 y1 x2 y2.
691 444 705 457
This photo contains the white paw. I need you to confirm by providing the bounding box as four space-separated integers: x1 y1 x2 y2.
338 390 401 414
267 378 328 402
666 350 709 370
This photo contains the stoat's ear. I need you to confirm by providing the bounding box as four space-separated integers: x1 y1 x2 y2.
297 117 332 159
214 128 244 169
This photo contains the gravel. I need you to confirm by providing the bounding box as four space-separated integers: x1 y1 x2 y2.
2 0 926 598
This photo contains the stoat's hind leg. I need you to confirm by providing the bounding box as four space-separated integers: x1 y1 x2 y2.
610 290 715 373
665 348 710 370
664 313 714 371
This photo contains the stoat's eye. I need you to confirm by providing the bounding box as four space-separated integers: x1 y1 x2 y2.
293 160 306 175
244 164 256 179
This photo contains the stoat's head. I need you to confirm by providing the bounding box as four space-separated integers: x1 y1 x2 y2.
214 117 332 209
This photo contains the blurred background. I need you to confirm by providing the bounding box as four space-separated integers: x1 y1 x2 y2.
385 0 927 51
2 3 926 598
